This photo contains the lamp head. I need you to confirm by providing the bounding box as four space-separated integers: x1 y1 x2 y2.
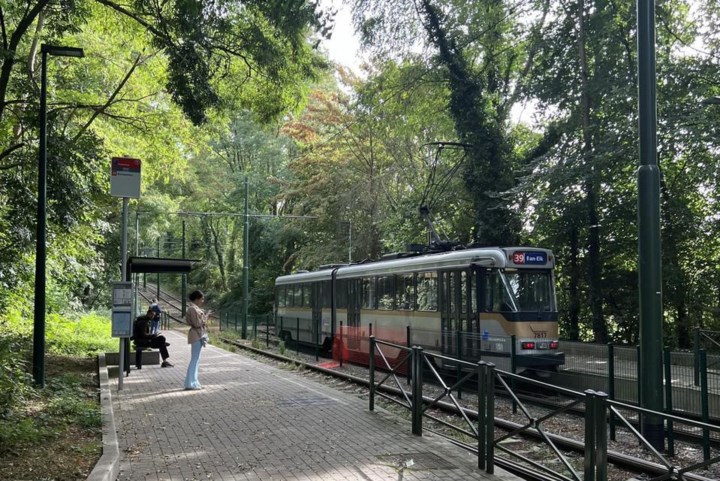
41 44 84 58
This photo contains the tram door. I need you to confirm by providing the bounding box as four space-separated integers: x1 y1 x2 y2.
439 270 468 357
312 282 322 346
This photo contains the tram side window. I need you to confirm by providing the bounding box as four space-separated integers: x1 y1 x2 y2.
293 284 304 307
362 277 376 309
322 280 331 308
417 272 438 311
303 283 312 307
336 280 348 309
397 273 414 310
377 275 394 310
277 287 286 308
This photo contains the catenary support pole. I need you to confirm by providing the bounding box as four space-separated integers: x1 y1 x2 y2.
637 0 664 450
182 219 187 317
242 176 249 339
32 48 49 388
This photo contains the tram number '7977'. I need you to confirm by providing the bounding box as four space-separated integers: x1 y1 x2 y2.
534 332 547 338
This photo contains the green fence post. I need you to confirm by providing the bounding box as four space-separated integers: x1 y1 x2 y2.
296 317 300 356
411 346 424 435
694 327 701 386
253 315 257 340
339 321 344 368
234 311 238 331
608 342 616 440
477 361 486 471
636 345 641 406
314 318 318 362
486 362 495 475
369 336 376 412
511 335 517 414
700 349 710 461
266 314 270 348
663 348 674 456
596 392 608 481
456 330 463 400
583 390 598 481
406 325 412 385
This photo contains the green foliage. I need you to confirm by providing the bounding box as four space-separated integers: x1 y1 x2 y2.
0 323 33 417
45 312 116 356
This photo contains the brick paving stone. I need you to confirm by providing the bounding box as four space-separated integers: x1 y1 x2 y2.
111 329 519 481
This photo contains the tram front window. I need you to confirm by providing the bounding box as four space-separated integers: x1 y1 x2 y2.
485 270 554 312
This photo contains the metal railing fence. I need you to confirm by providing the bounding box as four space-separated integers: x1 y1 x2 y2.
369 336 720 481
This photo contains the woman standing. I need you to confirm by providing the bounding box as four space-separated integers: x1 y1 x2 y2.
184 290 210 390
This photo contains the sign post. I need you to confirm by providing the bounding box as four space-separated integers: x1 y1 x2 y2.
111 157 141 390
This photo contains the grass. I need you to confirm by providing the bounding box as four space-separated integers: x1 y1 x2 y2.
0 355 102 481
0 309 115 481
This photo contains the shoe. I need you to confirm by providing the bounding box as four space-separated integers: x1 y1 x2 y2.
184 386 202 391
165 342 170 346
161 361 174 367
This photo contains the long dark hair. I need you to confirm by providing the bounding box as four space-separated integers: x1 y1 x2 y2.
189 290 204 302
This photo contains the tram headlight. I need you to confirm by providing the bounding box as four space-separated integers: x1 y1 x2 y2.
521 341 536 350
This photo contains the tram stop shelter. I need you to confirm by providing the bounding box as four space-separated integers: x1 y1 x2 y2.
121 256 198 376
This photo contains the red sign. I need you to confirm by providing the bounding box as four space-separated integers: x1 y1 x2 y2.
110 157 141 198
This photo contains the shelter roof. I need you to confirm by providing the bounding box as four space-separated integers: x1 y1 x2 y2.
127 256 198 274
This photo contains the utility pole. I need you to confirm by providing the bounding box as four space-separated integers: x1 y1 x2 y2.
637 0 664 450
242 176 249 339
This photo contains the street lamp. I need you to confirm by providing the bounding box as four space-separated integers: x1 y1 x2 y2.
33 44 84 388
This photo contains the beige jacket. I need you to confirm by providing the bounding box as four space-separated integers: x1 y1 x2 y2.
186 302 208 344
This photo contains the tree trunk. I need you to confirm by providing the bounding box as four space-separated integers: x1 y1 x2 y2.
577 0 607 343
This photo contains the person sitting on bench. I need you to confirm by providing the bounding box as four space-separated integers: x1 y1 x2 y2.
133 309 173 368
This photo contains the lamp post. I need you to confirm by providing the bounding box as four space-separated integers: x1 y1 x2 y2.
33 44 84 388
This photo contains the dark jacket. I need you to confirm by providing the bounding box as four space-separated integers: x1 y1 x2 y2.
132 315 153 342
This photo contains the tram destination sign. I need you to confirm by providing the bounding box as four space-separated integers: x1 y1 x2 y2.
110 156 141 198
512 251 547 265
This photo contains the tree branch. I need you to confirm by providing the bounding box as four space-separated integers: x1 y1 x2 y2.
0 0 52 122
71 52 145 143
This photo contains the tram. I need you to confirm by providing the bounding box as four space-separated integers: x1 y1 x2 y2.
274 246 564 372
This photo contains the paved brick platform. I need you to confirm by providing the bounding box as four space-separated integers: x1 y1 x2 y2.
111 329 518 481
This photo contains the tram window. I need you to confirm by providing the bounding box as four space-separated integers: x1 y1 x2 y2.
449 272 457 314
397 274 414 310
417 272 438 311
482 270 512 311
322 280 331 308
336 280 348 308
362 277 376 309
460 271 467 314
303 284 312 307
377 275 394 310
277 287 286 308
470 273 477 313
292 284 304 307
504 271 554 311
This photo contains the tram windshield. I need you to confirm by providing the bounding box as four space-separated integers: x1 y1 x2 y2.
484 269 555 312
